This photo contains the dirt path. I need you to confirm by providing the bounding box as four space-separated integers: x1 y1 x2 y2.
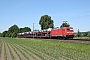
0 41 4 60
7 43 20 60
5 43 12 60
12 43 34 60
10 43 27 60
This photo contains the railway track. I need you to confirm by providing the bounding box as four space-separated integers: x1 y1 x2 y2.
30 38 90 44
58 39 90 44
72 39 90 41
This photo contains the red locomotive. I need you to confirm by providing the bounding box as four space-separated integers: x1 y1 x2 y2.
17 26 74 39
50 26 74 39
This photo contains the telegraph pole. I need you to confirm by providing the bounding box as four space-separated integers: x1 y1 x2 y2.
33 23 34 38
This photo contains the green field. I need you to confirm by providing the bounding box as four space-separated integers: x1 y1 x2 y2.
0 37 90 60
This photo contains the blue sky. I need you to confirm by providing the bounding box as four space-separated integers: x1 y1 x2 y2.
0 0 90 32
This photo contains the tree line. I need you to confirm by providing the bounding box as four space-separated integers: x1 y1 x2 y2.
75 29 90 38
0 25 31 38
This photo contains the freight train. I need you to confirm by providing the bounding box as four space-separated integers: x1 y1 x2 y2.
17 26 74 40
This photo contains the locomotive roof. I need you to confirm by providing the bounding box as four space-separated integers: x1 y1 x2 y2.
61 26 73 28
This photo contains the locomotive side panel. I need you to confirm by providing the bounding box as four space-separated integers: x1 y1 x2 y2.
50 29 66 39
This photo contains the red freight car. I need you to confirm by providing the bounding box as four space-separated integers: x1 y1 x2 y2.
50 27 74 39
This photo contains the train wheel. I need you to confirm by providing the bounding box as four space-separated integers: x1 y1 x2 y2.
57 37 59 39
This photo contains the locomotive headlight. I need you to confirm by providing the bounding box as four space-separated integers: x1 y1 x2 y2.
72 32 74 33
67 32 69 33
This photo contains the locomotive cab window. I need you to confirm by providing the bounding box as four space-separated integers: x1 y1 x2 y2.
67 28 73 30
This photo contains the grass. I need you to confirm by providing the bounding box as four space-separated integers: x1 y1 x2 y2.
74 37 90 39
0 37 90 60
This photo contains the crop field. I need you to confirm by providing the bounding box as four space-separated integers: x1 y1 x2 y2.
0 37 90 60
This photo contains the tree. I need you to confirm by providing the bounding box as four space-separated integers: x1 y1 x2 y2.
8 24 19 38
19 27 31 33
0 33 1 37
76 29 82 37
0 31 8 37
87 32 90 39
60 22 70 28
39 15 54 30
83 32 88 37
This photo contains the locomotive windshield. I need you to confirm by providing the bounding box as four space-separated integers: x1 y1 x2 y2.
67 28 73 30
